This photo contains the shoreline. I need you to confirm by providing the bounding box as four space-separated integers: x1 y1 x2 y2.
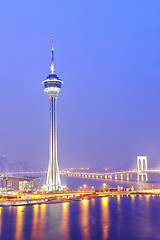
0 188 160 207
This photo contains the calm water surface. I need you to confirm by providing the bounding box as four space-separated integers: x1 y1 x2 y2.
1 177 160 240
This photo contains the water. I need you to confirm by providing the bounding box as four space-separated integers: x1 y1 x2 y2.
1 177 160 240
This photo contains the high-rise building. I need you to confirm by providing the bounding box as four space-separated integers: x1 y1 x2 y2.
42 38 63 191
0 155 8 172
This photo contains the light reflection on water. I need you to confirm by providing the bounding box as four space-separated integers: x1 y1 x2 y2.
32 204 39 239
101 197 110 240
15 206 24 240
39 204 46 238
80 199 90 240
0 207 2 236
0 195 160 239
61 202 70 240
145 195 152 238
131 194 135 204
116 195 121 237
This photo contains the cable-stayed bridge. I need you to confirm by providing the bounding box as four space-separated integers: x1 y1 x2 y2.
64 156 160 182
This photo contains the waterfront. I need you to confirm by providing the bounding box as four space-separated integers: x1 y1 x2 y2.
1 177 160 240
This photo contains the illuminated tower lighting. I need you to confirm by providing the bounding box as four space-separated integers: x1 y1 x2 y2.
42 37 63 191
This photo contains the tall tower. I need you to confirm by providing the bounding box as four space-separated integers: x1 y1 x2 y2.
42 38 63 191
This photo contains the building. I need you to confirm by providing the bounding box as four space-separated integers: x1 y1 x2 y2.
0 176 34 192
42 38 62 191
0 155 8 172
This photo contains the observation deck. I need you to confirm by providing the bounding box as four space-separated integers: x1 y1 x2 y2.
42 74 63 97
43 74 63 90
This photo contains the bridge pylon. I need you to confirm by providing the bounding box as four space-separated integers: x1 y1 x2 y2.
137 156 148 182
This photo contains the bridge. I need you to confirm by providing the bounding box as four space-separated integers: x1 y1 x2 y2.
64 156 160 182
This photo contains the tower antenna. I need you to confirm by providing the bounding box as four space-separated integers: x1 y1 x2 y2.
50 35 55 74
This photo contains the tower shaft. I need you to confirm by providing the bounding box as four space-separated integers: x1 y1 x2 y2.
46 96 61 191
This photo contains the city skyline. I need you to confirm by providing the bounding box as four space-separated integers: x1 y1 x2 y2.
1 1 160 171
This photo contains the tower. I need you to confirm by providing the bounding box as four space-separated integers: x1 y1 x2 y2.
42 38 63 191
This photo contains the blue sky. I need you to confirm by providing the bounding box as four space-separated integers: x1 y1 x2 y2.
0 1 160 170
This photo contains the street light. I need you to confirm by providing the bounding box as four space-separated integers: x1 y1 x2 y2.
83 184 87 189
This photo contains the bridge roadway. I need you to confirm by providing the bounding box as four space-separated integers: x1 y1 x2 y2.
66 169 160 182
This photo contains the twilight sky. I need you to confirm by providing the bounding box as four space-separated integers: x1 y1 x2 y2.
0 1 160 170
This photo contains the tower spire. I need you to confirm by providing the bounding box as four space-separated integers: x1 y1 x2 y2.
50 35 55 74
